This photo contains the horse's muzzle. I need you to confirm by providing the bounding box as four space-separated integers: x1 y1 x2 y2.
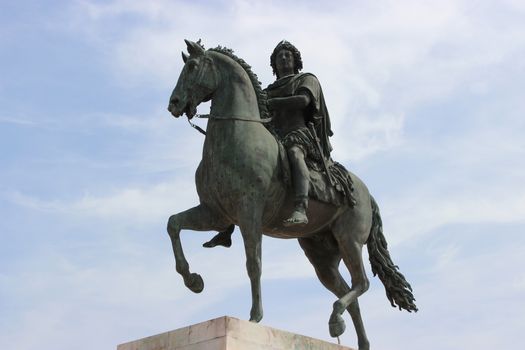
168 100 182 118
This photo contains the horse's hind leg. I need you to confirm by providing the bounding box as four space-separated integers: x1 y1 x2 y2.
328 214 371 349
167 204 230 293
299 235 370 350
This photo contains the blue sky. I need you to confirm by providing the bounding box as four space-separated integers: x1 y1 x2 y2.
1 1 524 349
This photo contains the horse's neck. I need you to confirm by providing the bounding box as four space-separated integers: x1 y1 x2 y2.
210 56 260 120
204 53 276 158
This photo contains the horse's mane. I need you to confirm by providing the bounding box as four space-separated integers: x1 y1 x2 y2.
209 46 269 120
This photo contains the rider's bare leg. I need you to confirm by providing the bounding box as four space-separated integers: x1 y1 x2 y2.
284 145 309 226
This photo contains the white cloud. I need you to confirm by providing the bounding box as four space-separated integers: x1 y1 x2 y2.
64 0 525 162
3 2 525 350
8 178 199 225
0 116 39 127
380 179 525 246
332 112 405 160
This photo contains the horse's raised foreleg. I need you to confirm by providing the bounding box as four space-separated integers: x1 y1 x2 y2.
167 204 230 293
299 235 370 350
238 203 264 323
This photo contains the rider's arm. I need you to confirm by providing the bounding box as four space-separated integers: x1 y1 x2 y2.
268 91 311 111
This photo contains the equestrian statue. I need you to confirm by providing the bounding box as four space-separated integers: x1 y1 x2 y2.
166 39 417 350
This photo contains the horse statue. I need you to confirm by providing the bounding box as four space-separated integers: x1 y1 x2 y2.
166 39 417 350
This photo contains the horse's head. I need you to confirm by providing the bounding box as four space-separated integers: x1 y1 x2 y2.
168 40 218 119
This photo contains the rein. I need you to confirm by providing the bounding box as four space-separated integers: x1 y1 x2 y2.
187 114 273 136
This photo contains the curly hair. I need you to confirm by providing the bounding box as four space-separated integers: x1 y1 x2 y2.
270 40 303 78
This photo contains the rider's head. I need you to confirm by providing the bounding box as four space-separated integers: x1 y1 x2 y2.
270 40 303 79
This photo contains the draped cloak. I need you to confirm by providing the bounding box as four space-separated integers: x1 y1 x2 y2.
265 73 356 207
265 73 333 159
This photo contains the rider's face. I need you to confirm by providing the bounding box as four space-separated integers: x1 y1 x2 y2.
275 49 295 77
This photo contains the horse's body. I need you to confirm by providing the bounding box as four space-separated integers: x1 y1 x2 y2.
167 40 417 350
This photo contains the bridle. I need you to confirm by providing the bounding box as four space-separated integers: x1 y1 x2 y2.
185 54 272 136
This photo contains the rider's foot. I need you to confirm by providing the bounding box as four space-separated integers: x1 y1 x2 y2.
283 210 308 226
203 231 232 248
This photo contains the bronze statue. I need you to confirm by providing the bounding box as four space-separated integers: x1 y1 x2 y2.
166 39 417 350
204 40 351 246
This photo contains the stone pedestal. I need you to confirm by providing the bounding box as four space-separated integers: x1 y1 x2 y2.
117 316 355 350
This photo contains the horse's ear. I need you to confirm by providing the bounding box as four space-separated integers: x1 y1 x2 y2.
182 51 189 63
185 39 204 56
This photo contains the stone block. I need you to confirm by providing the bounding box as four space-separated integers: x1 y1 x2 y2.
117 316 355 350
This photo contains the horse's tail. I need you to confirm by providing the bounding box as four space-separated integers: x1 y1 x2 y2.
367 196 418 313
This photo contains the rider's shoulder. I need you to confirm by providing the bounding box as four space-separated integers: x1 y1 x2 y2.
294 73 321 95
298 72 316 78
295 72 320 85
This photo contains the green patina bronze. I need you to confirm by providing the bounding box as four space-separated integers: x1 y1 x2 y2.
166 39 417 350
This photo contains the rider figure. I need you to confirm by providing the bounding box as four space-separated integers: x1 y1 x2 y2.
266 40 333 226
203 40 334 247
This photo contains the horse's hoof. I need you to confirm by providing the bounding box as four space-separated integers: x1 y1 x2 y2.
185 273 204 293
358 340 370 350
249 310 263 323
203 232 232 248
329 314 346 338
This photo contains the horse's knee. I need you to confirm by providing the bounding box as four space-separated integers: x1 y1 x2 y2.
167 215 180 236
